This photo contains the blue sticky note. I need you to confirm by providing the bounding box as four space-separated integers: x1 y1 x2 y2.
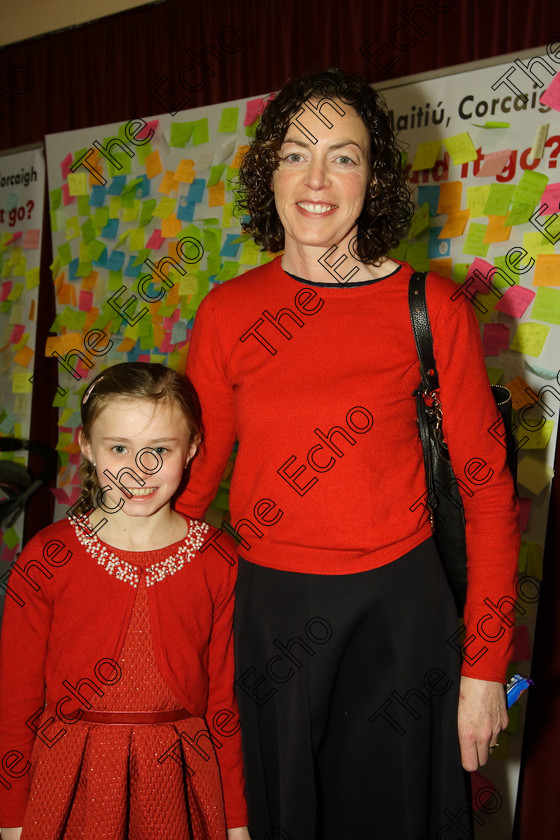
188 179 206 203
101 218 119 238
107 176 127 195
220 234 242 257
417 186 441 217
105 250 126 271
89 185 106 207
428 227 450 258
177 197 195 222
68 257 80 280
125 255 142 278
135 175 151 198
171 321 188 344
93 246 108 267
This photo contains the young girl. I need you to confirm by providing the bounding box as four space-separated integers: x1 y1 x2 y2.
0 362 249 840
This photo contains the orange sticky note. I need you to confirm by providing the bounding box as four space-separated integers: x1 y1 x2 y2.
117 337 136 351
533 254 560 286
14 345 34 367
232 145 250 169
145 150 163 179
174 160 196 183
57 283 77 305
161 214 182 237
80 271 99 291
208 181 226 207
504 376 539 410
484 215 512 243
440 210 470 238
437 181 463 214
159 170 180 195
429 258 453 278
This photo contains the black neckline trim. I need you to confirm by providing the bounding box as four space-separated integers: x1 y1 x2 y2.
284 263 403 288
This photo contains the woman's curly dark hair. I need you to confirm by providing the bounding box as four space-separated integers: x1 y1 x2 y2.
236 68 415 264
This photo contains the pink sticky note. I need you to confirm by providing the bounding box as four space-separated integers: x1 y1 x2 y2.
146 229 165 249
475 149 512 177
61 152 73 180
0 282 13 301
518 497 532 531
138 354 151 362
160 333 174 353
540 72 560 111
465 258 495 292
539 182 560 215
69 451 81 465
482 323 510 356
22 229 40 249
494 286 535 318
244 97 268 126
9 324 25 344
512 625 531 661
4 232 22 247
62 183 75 206
79 290 94 312
136 119 159 140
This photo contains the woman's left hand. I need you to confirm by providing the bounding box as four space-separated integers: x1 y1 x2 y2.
227 827 251 840
457 675 508 771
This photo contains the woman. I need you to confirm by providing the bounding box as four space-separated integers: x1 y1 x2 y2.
176 69 519 840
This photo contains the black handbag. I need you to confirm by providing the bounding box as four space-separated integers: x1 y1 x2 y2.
408 271 517 612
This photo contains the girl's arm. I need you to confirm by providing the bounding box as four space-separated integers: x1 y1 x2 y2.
227 828 251 839
1 827 23 839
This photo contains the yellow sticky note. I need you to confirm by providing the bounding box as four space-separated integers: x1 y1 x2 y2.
443 132 478 165
523 419 554 450
412 141 441 171
240 239 261 266
467 185 491 218
510 322 550 356
208 181 226 207
232 145 250 169
179 275 199 295
67 172 88 196
154 196 176 220
12 370 33 394
25 267 40 289
159 170 180 195
128 228 145 251
437 181 463 214
533 254 560 286
517 455 554 495
145 150 163 179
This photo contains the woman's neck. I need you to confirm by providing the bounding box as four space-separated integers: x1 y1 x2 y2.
281 242 398 285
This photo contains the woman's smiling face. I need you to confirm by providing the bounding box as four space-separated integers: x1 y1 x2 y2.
272 99 371 259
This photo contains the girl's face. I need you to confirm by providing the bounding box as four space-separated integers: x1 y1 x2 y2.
272 99 371 257
79 397 197 520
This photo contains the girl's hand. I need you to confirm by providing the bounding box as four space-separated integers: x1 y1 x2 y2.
227 827 251 840
1 828 23 840
457 675 508 771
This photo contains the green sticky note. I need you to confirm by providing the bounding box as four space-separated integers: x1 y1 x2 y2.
486 366 504 385
109 196 121 218
389 241 407 261
136 141 152 166
462 223 489 256
512 170 548 208
203 227 222 253
120 191 135 210
154 196 176 219
408 203 430 238
65 215 80 240
66 309 88 330
108 270 124 290
473 121 511 129
140 199 157 227
107 151 132 178
483 184 515 216
50 187 62 210
58 242 73 265
128 228 145 251
505 203 533 226
170 122 194 147
77 195 91 216
531 287 560 325
75 261 92 279
3 527 20 550
467 185 491 218
93 207 110 229
50 209 61 233
405 240 430 270
26 267 40 289
207 253 221 276
88 239 106 260
192 117 209 146
81 218 95 244
494 255 519 286
218 107 239 133
208 164 226 188
216 261 240 282
443 132 477 165
522 231 554 256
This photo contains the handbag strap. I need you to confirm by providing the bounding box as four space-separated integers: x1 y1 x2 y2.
408 271 438 394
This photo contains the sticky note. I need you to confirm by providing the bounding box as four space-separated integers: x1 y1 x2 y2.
437 181 462 214
462 222 489 256
12 371 33 394
484 215 511 243
412 141 441 171
540 73 560 111
539 182 560 214
505 203 533 226
170 122 194 147
416 186 441 216
533 254 560 285
523 419 554 450
531 286 560 325
244 97 266 126
208 181 226 207
145 150 163 179
512 170 548 207
504 376 538 410
192 118 209 146
475 149 512 177
510 322 550 356
428 227 450 258
440 210 470 238
232 145 250 169
219 107 239 133
174 160 196 183
467 185 491 218
22 229 40 249
159 170 180 195
161 214 182 237
494 285 535 318
484 184 515 216
443 132 477 165
517 454 554 495
154 196 176 220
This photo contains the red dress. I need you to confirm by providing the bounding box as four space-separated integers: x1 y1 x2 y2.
20 543 228 840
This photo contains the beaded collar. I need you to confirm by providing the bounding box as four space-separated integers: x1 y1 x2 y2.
69 516 210 587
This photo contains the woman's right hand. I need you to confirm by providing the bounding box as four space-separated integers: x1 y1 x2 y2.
1 827 23 840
